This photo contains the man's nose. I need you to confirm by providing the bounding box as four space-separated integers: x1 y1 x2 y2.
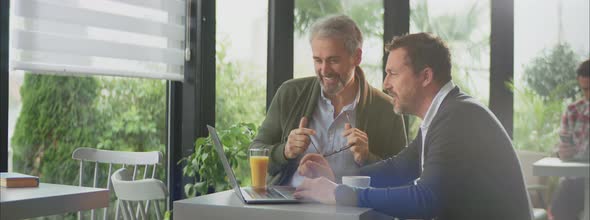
383 75 392 90
319 62 330 74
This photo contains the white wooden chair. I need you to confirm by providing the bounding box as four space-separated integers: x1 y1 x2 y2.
72 147 163 220
111 167 169 220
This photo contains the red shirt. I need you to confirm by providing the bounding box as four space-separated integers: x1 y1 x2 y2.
560 99 590 153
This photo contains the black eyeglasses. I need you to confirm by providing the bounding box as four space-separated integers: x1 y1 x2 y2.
309 112 353 158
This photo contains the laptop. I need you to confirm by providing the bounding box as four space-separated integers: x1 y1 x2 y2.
207 125 299 204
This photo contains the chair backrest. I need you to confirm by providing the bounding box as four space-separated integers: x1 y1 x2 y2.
72 147 163 220
112 168 168 220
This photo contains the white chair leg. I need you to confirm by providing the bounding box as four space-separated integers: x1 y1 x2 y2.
119 201 130 220
102 206 108 220
137 202 147 220
125 201 137 220
154 201 163 220
115 199 121 220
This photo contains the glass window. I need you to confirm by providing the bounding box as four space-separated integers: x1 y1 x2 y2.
8 71 168 218
214 0 268 190
408 0 491 138
294 0 384 89
513 0 589 153
8 2 169 218
216 0 267 130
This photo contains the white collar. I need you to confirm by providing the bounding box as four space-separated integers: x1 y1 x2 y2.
420 81 455 130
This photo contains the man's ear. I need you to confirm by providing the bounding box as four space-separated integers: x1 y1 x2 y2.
421 67 434 87
354 48 362 65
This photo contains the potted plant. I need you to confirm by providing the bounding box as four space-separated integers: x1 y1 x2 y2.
179 122 257 197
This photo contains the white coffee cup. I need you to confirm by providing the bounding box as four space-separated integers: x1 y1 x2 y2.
342 176 371 188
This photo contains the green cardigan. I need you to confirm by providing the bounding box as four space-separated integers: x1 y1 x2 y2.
250 68 407 185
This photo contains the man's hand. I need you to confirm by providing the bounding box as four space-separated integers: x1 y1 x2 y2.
293 177 337 204
284 117 316 159
557 142 577 159
342 123 369 166
298 153 336 181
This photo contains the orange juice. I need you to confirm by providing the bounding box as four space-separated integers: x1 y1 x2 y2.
249 156 269 188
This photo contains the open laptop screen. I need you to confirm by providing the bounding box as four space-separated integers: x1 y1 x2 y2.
207 125 246 201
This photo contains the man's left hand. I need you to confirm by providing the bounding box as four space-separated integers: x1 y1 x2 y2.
342 123 369 166
298 153 336 181
293 177 337 204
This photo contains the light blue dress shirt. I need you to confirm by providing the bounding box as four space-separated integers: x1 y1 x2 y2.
290 87 360 186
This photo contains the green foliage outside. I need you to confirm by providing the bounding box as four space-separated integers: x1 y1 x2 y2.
511 83 564 153
406 0 490 139
215 38 266 130
96 78 167 153
294 0 383 38
181 123 256 197
410 0 489 104
522 43 580 100
180 38 266 197
513 43 584 153
10 74 167 219
11 75 100 186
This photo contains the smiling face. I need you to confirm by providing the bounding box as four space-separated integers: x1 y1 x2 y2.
311 37 360 96
383 48 423 115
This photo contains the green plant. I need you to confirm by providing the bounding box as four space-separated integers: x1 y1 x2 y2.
11 74 100 185
215 38 266 130
411 0 490 106
511 81 565 153
180 123 257 197
513 43 585 153
294 0 383 38
404 0 489 138
522 43 580 100
11 74 168 219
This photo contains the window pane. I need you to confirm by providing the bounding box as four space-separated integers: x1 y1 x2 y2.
408 0 491 138
216 0 267 130
8 71 168 218
294 0 384 88
513 0 589 153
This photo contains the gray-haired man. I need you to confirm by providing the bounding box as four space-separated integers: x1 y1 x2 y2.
250 15 407 186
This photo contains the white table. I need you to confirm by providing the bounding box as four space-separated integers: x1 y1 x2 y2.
174 190 391 220
0 183 109 219
533 157 590 220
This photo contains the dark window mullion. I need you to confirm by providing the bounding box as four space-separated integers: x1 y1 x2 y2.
267 0 294 110
383 0 409 80
1 0 10 172
490 0 514 137
169 0 216 207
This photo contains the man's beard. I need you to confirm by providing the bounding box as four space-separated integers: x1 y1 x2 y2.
390 93 407 115
319 73 350 95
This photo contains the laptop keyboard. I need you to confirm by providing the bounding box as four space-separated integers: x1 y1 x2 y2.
245 188 285 199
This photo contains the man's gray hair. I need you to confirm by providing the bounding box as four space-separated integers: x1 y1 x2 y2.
309 15 363 55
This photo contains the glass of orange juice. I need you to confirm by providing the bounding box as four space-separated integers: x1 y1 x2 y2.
249 148 269 189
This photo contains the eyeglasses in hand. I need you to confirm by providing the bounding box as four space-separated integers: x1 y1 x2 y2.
309 112 354 158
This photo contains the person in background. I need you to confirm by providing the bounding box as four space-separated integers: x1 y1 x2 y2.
550 59 589 220
249 15 407 187
294 32 532 220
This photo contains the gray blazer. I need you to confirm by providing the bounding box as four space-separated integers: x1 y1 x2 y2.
347 87 532 220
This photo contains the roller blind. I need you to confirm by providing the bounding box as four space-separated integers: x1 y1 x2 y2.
10 0 186 81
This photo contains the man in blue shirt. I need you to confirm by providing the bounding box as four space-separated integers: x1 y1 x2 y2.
294 33 532 220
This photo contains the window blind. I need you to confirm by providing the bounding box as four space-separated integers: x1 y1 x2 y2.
10 0 186 81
